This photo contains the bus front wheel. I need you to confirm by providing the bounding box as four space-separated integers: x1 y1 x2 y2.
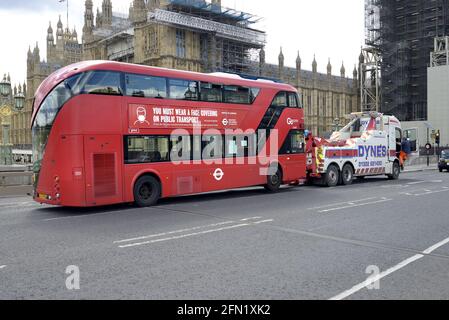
134 175 161 207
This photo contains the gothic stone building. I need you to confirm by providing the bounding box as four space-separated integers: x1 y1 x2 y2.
15 0 359 153
13 16 82 153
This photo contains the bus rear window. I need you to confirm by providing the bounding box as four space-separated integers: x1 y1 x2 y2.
82 71 122 95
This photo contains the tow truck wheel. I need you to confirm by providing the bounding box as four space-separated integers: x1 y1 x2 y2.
388 161 401 180
341 164 354 186
264 166 282 193
134 175 161 207
325 165 340 187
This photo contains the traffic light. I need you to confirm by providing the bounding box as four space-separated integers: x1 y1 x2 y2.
436 130 441 145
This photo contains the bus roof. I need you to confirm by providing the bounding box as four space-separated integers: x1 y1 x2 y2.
32 60 296 124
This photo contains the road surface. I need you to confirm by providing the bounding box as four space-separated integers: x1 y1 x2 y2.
1 170 449 300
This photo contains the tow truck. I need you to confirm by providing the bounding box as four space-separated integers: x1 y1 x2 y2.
306 112 403 187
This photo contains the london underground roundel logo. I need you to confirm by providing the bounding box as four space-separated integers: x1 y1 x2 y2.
213 168 224 181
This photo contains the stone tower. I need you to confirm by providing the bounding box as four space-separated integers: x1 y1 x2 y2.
83 0 94 43
132 0 147 24
102 0 113 27
47 22 55 60
340 61 346 78
278 47 284 80
296 51 301 86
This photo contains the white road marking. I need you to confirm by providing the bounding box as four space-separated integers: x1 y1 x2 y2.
318 198 392 213
382 180 444 189
114 217 264 244
43 209 125 222
117 218 274 249
253 219 274 224
0 265 6 270
407 181 427 185
329 236 449 300
241 217 262 221
401 187 449 197
308 198 377 211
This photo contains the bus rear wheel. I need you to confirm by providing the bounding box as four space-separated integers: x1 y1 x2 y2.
264 166 282 193
134 176 161 207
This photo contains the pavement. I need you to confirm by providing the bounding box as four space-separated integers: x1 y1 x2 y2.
1 170 449 300
404 164 438 172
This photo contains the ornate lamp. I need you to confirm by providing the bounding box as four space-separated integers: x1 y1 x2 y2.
14 92 25 111
0 74 11 97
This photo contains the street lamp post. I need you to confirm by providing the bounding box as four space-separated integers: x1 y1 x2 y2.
14 91 25 112
0 73 14 166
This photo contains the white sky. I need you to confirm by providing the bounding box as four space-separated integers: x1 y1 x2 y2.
0 0 365 86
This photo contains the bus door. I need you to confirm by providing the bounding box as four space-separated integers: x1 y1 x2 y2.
84 135 123 206
278 130 307 182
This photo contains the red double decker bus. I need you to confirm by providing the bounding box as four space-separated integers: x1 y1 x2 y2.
32 61 306 207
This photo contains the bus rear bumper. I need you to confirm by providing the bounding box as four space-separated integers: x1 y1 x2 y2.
33 191 61 206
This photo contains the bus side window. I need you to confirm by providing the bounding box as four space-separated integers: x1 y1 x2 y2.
225 135 256 158
168 79 198 101
280 130 305 155
271 92 288 108
223 86 251 104
202 135 223 159
82 71 122 95
125 136 170 164
200 83 223 103
125 73 167 99
250 88 260 103
288 93 299 108
170 135 192 161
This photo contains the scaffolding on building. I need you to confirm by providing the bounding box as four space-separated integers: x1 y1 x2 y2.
360 0 382 112
360 47 381 112
431 36 449 67
151 0 266 75
366 0 449 121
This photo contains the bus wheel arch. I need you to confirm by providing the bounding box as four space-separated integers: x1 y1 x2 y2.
133 172 162 207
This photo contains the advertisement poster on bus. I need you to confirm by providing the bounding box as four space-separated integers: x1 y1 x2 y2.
128 104 248 131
